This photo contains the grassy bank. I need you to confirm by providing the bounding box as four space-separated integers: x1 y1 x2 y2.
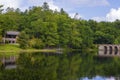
0 44 58 57
0 44 57 53
0 44 21 52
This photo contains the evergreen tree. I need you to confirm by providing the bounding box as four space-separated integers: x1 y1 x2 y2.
42 2 49 10
0 5 3 14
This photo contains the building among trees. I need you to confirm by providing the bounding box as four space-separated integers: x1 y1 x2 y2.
3 31 19 44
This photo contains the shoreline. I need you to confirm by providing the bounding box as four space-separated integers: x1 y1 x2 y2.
0 49 57 53
0 44 63 53
0 49 60 56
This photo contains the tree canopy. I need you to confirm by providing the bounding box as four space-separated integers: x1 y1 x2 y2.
0 2 120 49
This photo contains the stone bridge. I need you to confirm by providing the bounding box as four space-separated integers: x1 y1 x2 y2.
98 44 120 57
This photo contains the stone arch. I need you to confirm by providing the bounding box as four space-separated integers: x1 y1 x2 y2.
114 46 118 55
104 46 107 54
109 46 112 55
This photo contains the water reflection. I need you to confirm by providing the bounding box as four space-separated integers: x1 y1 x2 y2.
80 76 116 80
0 51 120 80
0 56 17 69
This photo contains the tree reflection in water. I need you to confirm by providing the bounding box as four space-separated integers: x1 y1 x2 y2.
0 51 120 80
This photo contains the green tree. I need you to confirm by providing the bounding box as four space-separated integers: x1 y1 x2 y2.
0 35 2 42
87 19 98 32
0 5 3 14
79 25 93 49
17 31 29 49
114 19 120 29
68 22 82 48
29 38 44 49
60 8 68 16
42 2 49 10
94 31 114 44
45 22 59 47
114 36 120 44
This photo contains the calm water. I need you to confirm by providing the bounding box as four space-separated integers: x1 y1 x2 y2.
0 51 120 80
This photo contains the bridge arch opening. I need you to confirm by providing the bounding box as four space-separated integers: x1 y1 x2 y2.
104 46 107 54
115 46 118 55
109 46 112 55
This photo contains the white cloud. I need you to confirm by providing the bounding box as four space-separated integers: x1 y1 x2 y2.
92 17 106 22
47 1 60 11
92 8 120 22
0 0 60 11
71 0 109 7
55 0 109 10
54 0 110 15
26 0 60 11
0 0 20 9
69 13 82 19
106 8 120 22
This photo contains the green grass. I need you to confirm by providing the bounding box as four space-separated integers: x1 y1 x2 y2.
0 44 21 52
0 44 57 56
0 44 21 56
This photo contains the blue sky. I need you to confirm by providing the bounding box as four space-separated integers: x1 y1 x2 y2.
0 0 120 22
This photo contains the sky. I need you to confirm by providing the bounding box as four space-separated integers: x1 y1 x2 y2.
0 0 120 22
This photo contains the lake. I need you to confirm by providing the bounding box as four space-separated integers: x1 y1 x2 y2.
0 51 120 80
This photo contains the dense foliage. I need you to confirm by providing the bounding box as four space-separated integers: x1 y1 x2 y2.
1 2 120 49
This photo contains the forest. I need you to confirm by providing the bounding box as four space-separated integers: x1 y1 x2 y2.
0 2 120 49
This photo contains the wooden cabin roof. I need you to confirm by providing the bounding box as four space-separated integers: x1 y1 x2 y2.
6 31 19 35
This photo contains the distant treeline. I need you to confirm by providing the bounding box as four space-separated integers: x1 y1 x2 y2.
0 2 120 49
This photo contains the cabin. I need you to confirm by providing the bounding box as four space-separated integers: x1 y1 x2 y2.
3 31 19 44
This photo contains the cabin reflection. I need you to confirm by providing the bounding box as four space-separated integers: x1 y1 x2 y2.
0 56 17 69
